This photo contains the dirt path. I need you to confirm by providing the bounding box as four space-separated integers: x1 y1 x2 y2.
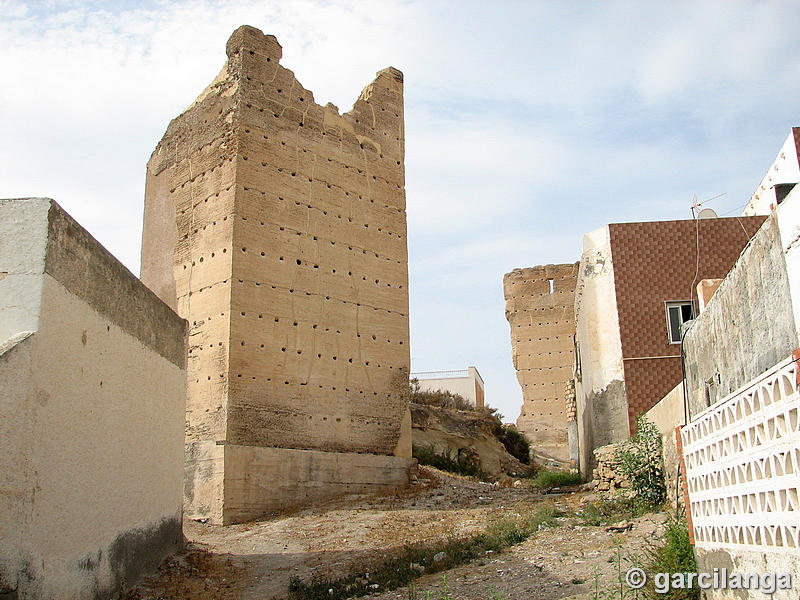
125 469 667 600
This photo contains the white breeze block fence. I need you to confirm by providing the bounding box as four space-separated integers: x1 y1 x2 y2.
681 353 800 552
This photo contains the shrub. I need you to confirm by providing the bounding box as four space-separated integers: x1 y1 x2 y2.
477 407 531 465
495 425 531 465
527 468 582 488
617 416 666 506
578 496 653 526
412 444 483 479
644 518 698 600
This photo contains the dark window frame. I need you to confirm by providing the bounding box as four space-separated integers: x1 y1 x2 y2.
665 300 695 344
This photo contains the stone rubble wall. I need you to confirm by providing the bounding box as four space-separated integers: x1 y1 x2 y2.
564 379 576 422
591 443 630 491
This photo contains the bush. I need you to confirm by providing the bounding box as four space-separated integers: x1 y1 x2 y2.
412 444 483 479
617 416 666 506
495 425 531 465
578 496 654 526
478 408 531 465
393 369 533 466
644 518 698 600
527 468 581 488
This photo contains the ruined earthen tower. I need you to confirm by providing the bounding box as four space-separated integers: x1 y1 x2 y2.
141 26 413 524
503 264 578 464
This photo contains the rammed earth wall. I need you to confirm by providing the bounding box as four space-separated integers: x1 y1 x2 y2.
141 26 413 524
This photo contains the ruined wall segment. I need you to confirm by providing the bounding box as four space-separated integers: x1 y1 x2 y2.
141 25 412 524
503 263 579 462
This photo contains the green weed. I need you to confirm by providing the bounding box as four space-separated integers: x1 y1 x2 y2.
527 468 582 488
412 444 484 479
288 507 560 600
578 495 655 526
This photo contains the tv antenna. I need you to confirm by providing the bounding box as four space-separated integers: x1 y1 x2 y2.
691 192 726 219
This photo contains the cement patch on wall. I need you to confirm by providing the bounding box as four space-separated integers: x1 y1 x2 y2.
227 446 414 525
695 546 799 600
184 441 414 525
578 379 627 476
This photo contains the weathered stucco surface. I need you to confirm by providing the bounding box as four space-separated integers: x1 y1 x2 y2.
574 226 628 476
743 127 800 216
503 264 578 462
141 25 412 524
0 198 186 600
683 213 797 416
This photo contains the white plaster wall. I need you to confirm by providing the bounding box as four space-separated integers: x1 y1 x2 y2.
416 375 479 406
0 198 50 343
575 226 624 393
0 334 36 596
776 185 800 342
744 130 800 216
574 225 627 475
1 275 186 599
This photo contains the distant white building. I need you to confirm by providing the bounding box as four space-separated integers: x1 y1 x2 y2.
743 127 800 215
410 366 485 408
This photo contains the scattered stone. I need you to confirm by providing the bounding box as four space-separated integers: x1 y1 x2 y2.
606 521 633 533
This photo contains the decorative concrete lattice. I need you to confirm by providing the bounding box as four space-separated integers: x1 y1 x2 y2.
681 354 800 552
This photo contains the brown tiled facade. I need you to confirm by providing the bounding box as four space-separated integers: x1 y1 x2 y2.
608 217 766 433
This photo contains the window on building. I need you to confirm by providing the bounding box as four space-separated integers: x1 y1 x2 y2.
665 301 695 343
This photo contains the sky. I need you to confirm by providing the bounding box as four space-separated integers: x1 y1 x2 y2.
2 0 800 422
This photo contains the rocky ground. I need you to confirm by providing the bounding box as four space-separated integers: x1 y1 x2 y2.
124 468 668 600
